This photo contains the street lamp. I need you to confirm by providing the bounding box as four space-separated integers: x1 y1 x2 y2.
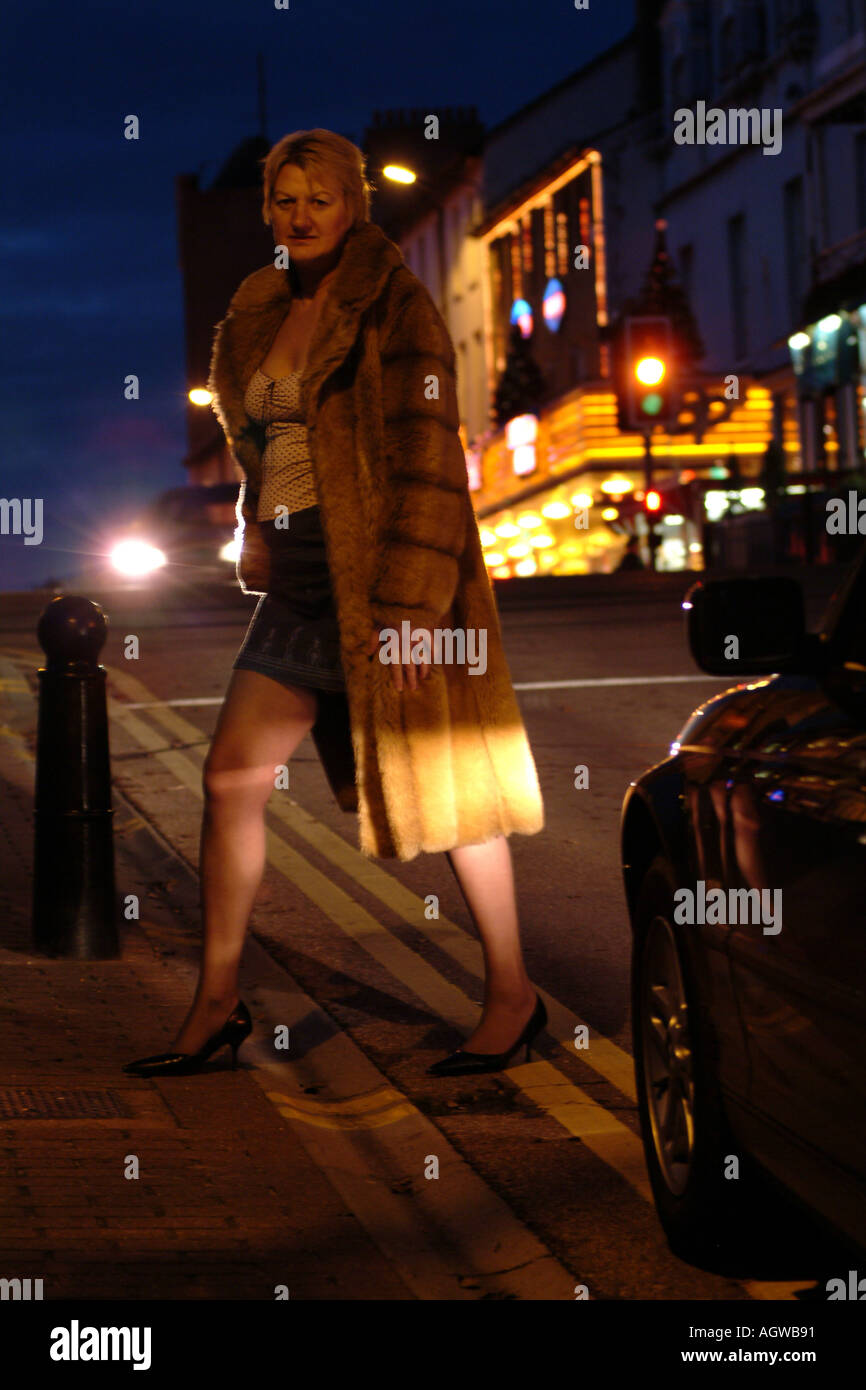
382 164 416 185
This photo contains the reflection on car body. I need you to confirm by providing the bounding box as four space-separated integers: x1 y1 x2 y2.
621 547 866 1260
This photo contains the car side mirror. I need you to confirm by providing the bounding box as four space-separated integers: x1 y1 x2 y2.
684 576 812 676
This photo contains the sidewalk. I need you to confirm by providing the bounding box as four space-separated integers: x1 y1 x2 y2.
0 650 577 1302
0 663 413 1300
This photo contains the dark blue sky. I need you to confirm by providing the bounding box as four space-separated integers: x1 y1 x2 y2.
1 0 634 590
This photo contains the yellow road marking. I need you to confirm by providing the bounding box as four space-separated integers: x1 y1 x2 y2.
266 1084 409 1116
99 658 637 1103
266 1088 419 1130
0 649 815 1298
743 1281 818 1300
99 669 655 1206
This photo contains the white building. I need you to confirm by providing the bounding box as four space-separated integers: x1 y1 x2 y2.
399 157 490 446
657 0 866 472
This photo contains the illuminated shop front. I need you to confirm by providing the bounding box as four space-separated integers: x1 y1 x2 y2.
478 147 609 434
468 382 785 574
788 306 866 473
472 143 800 573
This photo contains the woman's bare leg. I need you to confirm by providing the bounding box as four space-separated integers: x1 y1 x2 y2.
171 669 318 1054
444 835 537 1053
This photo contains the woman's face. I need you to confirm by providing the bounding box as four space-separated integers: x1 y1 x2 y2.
269 164 354 267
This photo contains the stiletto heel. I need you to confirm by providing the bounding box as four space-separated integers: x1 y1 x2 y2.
427 993 547 1077
123 1001 253 1077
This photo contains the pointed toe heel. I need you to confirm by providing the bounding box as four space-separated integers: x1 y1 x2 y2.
427 993 547 1077
123 1000 252 1077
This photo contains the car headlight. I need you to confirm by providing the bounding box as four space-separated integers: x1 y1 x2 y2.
219 538 240 563
109 539 167 576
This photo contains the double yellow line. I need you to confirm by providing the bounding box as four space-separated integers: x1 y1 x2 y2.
101 659 651 1178
267 1085 417 1131
0 648 810 1298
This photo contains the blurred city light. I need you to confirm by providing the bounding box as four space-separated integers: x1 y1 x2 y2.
110 539 166 576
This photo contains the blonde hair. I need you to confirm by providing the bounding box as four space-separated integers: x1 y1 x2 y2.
261 129 373 230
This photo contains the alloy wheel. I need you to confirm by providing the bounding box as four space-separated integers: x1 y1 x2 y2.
640 913 695 1197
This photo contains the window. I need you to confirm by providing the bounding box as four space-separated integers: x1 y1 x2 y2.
670 52 687 112
677 243 694 305
727 213 748 358
783 176 806 322
846 0 859 38
741 1 767 62
450 201 461 256
720 15 737 81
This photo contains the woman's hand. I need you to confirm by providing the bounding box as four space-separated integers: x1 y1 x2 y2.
367 627 433 692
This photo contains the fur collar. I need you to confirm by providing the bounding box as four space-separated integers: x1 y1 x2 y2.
230 219 404 315
209 221 407 471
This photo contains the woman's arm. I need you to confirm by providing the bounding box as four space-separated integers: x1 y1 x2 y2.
369 280 469 636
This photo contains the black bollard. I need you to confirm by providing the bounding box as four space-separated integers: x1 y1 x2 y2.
32 595 119 958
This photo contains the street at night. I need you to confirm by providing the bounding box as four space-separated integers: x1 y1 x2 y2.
3 0 866 1369
0 571 858 1306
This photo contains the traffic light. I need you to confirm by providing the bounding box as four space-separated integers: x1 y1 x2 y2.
623 316 675 430
643 488 663 572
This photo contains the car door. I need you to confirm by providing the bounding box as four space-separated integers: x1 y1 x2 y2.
723 686 866 1174
678 697 759 1104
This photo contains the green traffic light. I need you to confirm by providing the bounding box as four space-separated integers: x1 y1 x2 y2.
641 393 664 415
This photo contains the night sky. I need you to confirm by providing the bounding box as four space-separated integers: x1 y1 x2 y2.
1 0 634 591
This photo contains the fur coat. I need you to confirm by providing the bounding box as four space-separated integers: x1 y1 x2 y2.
208 219 544 861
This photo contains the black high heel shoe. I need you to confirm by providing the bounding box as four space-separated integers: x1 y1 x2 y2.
122 1000 252 1077
427 993 547 1077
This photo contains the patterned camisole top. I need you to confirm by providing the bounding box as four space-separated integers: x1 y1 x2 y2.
243 368 318 521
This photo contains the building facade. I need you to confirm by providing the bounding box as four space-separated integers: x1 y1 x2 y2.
176 136 274 487
658 0 866 466
364 108 489 444
465 0 866 576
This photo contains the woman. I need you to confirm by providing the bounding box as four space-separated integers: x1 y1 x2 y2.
124 129 546 1081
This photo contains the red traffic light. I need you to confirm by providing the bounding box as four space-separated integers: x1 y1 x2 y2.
621 317 675 428
645 490 662 512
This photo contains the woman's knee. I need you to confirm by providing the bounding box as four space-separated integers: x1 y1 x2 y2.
202 714 318 803
201 676 319 802
201 754 276 805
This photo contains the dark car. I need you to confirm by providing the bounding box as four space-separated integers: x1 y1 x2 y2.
621 545 866 1261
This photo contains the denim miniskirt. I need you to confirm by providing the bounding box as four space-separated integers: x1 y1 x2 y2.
232 505 347 694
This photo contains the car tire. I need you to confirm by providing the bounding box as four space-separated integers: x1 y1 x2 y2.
632 855 743 1262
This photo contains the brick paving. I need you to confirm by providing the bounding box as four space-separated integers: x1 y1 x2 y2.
0 692 412 1300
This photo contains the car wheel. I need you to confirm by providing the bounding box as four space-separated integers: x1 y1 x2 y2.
632 855 741 1261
